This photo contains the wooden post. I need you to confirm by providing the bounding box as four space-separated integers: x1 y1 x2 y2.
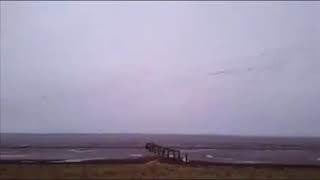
185 153 188 163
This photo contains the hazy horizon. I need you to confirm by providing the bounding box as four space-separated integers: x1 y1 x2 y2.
1 2 320 136
3 132 320 138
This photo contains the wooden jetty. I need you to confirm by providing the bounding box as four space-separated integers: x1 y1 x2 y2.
145 142 188 162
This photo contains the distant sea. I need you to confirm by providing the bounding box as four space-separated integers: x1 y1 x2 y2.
1 133 320 165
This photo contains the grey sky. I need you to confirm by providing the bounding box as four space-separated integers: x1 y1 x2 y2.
1 2 319 136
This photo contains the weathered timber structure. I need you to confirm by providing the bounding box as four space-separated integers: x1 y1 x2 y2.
145 142 188 162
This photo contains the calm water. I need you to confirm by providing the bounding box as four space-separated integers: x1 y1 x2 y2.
1 133 320 165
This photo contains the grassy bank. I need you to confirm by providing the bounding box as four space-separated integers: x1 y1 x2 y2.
1 160 320 179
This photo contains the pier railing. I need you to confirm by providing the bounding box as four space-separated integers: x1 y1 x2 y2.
145 142 188 162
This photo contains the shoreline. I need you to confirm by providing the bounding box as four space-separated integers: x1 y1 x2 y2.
1 157 320 168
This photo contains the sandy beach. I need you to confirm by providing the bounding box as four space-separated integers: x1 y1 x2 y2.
1 159 320 179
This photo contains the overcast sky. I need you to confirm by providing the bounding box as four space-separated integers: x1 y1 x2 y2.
1 2 320 136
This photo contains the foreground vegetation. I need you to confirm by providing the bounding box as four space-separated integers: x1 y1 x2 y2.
1 160 320 179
